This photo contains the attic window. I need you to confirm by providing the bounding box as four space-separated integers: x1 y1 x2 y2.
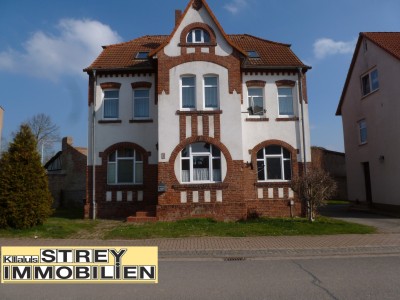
135 52 149 59
247 51 260 58
187 29 211 43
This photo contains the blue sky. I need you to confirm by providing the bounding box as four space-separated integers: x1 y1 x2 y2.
1 0 399 153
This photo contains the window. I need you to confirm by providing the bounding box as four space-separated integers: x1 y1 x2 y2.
181 76 196 109
361 69 379 96
248 88 264 115
257 145 291 181
133 89 150 118
103 90 119 119
135 51 149 59
247 51 260 58
181 143 221 183
107 149 143 184
359 119 367 144
204 76 219 108
187 29 211 43
278 87 294 116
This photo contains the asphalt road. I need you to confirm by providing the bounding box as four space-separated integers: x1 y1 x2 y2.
1 254 400 300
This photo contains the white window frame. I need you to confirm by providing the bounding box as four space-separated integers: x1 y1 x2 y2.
181 143 222 184
361 68 379 96
107 149 143 185
358 119 367 145
103 89 119 119
186 29 211 44
133 88 150 119
203 75 219 109
256 146 292 182
181 75 196 110
278 87 295 117
247 87 265 116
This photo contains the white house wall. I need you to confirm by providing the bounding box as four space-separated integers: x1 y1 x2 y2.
88 75 158 166
342 38 400 206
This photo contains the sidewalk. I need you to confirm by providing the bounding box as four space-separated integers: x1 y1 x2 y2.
1 233 400 259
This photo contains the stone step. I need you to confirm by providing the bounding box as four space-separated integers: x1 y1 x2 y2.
135 211 156 217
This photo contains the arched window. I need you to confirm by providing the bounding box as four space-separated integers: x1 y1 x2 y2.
181 143 221 183
107 149 143 184
256 145 291 181
186 29 211 43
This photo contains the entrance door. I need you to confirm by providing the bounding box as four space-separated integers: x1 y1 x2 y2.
362 162 372 205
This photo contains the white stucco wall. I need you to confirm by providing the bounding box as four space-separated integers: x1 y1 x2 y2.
341 38 400 206
88 74 158 166
241 74 312 164
164 5 232 57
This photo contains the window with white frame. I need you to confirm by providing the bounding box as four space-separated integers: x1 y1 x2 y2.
257 145 292 181
361 69 379 96
278 87 294 116
187 29 211 43
181 143 221 183
181 76 196 109
358 119 367 144
248 88 264 115
204 75 219 109
107 149 143 184
133 89 150 118
103 90 119 119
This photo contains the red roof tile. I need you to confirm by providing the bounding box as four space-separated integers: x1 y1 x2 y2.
85 33 308 72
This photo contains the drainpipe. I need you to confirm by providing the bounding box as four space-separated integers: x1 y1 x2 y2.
298 67 307 175
92 70 97 220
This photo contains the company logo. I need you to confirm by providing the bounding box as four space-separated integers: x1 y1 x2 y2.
1 247 158 284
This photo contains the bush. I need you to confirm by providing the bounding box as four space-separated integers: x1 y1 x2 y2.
0 124 53 228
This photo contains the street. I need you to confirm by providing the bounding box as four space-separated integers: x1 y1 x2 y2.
1 254 400 300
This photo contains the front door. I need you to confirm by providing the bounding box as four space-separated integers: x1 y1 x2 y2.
362 162 372 205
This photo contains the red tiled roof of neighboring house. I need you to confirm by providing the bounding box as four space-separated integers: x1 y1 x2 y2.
85 34 308 72
336 32 400 115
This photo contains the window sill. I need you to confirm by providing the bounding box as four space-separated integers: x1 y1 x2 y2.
98 120 122 124
275 117 299 122
129 119 154 123
359 142 368 146
245 117 269 122
176 110 223 115
107 184 144 188
172 183 228 190
361 88 379 99
255 181 291 187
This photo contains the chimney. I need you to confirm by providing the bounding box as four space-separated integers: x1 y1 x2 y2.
62 136 73 152
175 10 182 26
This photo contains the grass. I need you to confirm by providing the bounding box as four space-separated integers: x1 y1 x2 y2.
104 217 375 240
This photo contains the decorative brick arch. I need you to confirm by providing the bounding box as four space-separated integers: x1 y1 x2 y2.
131 82 152 89
169 136 233 184
246 80 266 87
275 80 296 87
101 142 149 165
180 23 217 45
100 82 121 90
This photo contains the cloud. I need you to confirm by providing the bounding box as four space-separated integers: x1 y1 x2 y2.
313 38 356 60
224 0 248 15
0 19 122 79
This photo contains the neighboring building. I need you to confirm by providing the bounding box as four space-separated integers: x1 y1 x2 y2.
337 32 400 212
84 0 312 221
45 137 87 208
0 106 4 152
311 147 347 200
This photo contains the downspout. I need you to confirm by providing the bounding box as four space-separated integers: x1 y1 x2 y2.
92 70 97 220
297 67 307 175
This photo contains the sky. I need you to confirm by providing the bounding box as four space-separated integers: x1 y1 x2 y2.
0 0 399 154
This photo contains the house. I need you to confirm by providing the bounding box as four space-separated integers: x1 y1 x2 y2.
45 137 87 208
311 147 347 200
84 0 312 221
337 32 400 213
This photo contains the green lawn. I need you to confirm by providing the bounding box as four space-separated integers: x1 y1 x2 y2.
104 217 375 240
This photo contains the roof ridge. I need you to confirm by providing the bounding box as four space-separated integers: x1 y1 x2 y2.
229 34 291 47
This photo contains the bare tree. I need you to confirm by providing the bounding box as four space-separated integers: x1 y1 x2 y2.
26 114 60 163
291 168 337 222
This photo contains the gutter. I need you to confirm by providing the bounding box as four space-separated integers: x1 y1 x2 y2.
92 70 97 220
298 67 307 175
